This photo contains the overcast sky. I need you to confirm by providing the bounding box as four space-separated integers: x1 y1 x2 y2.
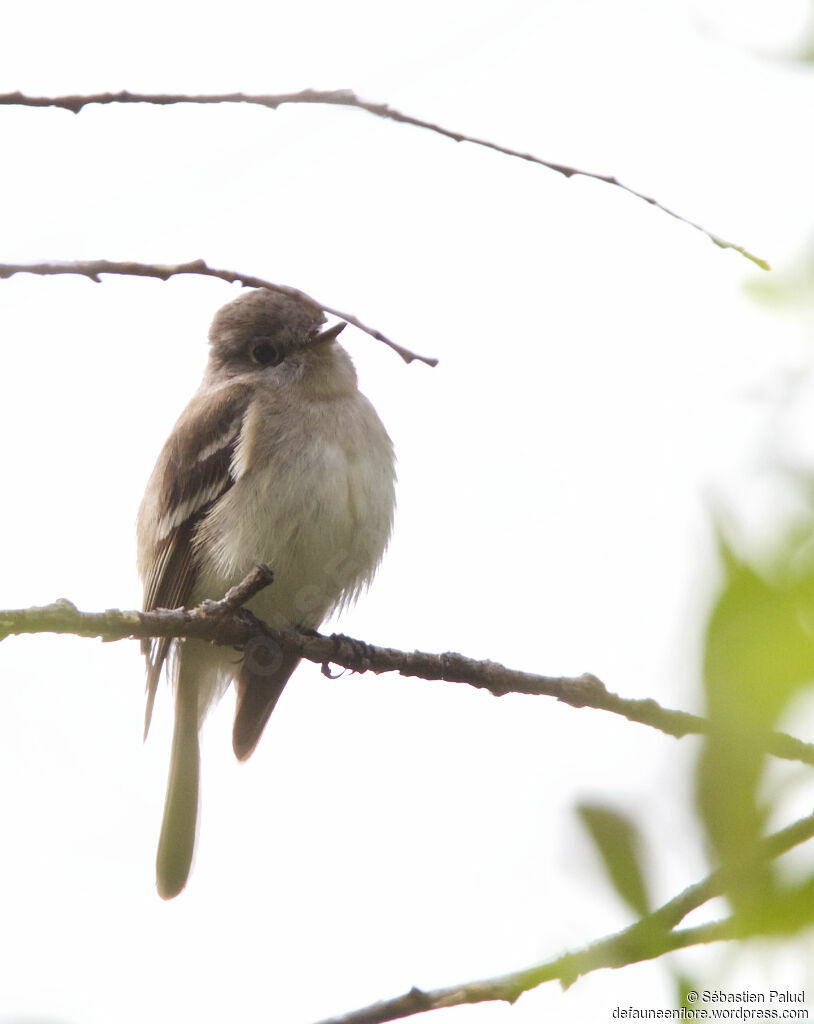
2 1 814 1022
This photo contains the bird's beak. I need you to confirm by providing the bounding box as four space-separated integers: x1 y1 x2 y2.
309 321 346 347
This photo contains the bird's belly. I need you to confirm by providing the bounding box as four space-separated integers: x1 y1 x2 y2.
196 433 393 629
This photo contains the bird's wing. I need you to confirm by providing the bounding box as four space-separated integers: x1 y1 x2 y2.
141 382 252 736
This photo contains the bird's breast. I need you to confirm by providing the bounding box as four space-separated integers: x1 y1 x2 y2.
195 392 395 629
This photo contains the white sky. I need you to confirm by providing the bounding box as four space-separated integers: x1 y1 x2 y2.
2 1 814 1022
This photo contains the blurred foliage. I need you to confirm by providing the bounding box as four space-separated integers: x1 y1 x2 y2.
559 9 814 1006
676 973 702 1011
746 243 814 310
700 1 814 64
574 505 814 973
697 520 814 933
577 802 652 917
787 1 814 62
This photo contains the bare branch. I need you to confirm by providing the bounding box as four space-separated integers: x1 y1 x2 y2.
310 923 735 1024
1 578 813 767
0 258 438 368
3 571 813 1021
310 804 814 1024
0 88 769 269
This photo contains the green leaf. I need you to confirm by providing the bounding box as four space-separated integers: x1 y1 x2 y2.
697 529 814 929
675 973 701 1010
577 802 651 917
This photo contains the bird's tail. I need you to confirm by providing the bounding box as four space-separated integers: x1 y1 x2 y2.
156 671 200 900
232 633 300 761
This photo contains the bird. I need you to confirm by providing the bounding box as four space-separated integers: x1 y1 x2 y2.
136 287 396 899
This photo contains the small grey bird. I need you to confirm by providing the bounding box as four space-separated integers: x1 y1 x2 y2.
137 288 396 899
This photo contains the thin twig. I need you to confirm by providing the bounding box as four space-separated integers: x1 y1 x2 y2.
310 922 736 1024
0 88 769 269
0 258 438 367
1 578 813 767
205 563 274 609
310 804 814 1024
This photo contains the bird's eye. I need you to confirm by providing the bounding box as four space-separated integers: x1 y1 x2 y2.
251 343 281 366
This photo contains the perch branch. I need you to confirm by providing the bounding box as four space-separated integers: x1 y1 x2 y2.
0 258 438 367
4 570 814 1022
0 88 768 269
1 568 813 768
